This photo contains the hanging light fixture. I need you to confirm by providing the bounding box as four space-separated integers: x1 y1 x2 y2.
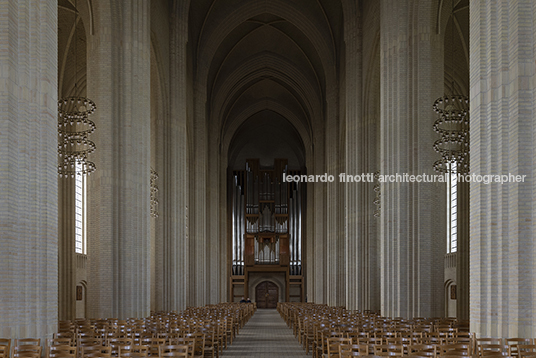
432 95 469 173
432 1 469 174
58 0 96 178
373 171 381 218
150 169 159 218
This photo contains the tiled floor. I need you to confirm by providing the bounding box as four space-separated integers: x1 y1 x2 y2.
221 309 310 357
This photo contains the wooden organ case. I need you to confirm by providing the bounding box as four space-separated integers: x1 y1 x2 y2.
229 159 305 305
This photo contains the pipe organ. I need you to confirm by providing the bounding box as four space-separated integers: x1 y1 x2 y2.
230 159 305 302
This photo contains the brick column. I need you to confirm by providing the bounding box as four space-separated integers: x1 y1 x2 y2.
158 1 190 311
469 0 536 338
325 87 344 306
379 0 445 318
87 0 151 319
0 0 58 339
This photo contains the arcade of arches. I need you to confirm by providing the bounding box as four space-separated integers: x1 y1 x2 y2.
1 0 536 342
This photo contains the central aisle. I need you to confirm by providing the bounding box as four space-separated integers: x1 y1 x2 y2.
221 309 309 357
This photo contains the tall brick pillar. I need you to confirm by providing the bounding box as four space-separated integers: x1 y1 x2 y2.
0 0 58 339
87 0 151 319
469 0 536 338
379 0 446 318
157 1 190 311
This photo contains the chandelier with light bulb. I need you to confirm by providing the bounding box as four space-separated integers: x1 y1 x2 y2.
432 1 469 175
432 95 469 174
58 1 96 178
58 97 97 177
373 171 381 218
150 169 159 218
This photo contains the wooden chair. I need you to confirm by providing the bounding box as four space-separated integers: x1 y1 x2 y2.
301 319 316 354
401 332 423 345
184 333 204 358
324 337 352 358
479 344 509 357
339 343 369 357
386 337 412 354
80 346 111 358
77 337 102 351
374 343 404 356
157 334 179 346
408 344 438 357
13 345 42 358
13 339 41 358
159 345 189 358
316 331 343 358
422 335 443 346
0 339 11 358
168 338 194 357
47 345 77 358
518 344 536 358
200 327 218 358
439 343 472 356
376 332 398 345
140 339 165 357
120 346 148 358
108 338 133 358
506 339 533 357
0 346 9 358
346 331 369 345
358 336 382 356
224 318 235 346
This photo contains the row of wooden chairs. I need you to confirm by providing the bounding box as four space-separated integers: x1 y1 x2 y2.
0 338 42 358
0 303 256 358
278 302 536 358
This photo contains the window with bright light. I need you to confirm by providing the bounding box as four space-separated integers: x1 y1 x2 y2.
447 162 457 253
74 163 87 254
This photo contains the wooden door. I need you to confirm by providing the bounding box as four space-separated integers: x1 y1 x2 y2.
255 281 279 309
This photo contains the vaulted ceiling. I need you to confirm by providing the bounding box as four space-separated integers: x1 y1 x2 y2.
188 0 344 169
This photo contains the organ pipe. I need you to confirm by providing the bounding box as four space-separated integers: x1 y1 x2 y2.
230 161 303 273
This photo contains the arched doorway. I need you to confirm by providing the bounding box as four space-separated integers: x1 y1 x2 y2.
255 281 278 309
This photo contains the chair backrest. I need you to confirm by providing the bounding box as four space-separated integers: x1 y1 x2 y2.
506 339 533 357
440 343 472 356
408 344 438 357
479 344 509 356
0 340 11 358
47 338 73 347
478 339 504 346
0 345 9 358
374 343 404 356
339 343 369 356
168 338 194 357
518 344 536 358
77 337 102 349
184 333 204 357
47 345 77 358
326 337 352 357
145 343 163 357
159 345 189 358
81 346 111 358
120 346 148 358
108 338 133 358
13 345 42 358
14 340 40 347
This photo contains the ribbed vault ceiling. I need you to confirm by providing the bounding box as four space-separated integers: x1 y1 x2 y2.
188 0 343 169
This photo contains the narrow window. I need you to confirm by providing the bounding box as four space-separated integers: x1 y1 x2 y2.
74 163 87 254
447 162 457 253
